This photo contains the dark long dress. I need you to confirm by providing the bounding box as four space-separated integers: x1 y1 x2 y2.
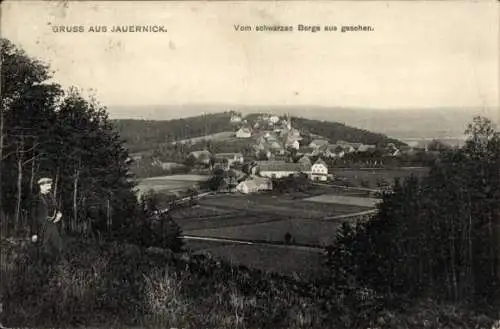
32 193 63 257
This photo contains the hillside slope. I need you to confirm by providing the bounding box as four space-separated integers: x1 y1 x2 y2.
292 116 404 146
113 112 234 152
112 112 405 153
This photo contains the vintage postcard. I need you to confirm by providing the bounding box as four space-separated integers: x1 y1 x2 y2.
1 1 499 328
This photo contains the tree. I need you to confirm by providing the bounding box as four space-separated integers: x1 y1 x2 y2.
1 38 137 241
138 189 183 251
325 116 500 306
0 38 62 234
184 153 197 169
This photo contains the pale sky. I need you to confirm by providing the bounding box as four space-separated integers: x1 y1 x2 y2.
1 0 499 110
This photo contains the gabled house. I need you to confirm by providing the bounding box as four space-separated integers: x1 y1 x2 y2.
309 139 330 149
357 144 376 152
214 152 244 166
236 127 252 138
309 158 328 181
188 150 212 166
230 113 242 123
236 176 273 194
285 139 300 150
256 160 310 179
269 115 280 124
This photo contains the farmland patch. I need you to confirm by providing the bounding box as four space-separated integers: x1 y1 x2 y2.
184 218 343 246
198 195 366 219
333 167 430 188
304 195 381 208
172 131 236 145
136 174 209 195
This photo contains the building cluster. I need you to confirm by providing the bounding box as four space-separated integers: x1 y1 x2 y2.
181 112 385 194
146 111 436 195
233 113 303 159
299 139 377 159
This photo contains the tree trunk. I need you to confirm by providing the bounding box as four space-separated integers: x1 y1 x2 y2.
450 216 458 301
53 166 60 200
73 167 80 234
14 137 24 233
107 198 111 237
29 154 36 195
0 103 4 217
467 210 473 298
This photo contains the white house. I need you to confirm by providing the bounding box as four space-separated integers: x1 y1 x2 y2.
214 152 244 166
257 161 310 179
236 127 252 138
285 139 300 150
309 159 328 181
230 114 242 123
309 139 329 149
188 150 212 166
358 144 376 152
269 115 280 124
236 177 273 194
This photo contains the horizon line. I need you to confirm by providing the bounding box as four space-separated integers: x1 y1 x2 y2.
106 103 499 111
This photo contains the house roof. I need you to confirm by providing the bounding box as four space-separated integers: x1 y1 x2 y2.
237 127 252 134
310 139 329 146
314 158 327 166
189 150 212 158
285 138 300 145
215 152 243 158
297 156 312 165
257 160 309 172
268 141 283 150
239 179 258 190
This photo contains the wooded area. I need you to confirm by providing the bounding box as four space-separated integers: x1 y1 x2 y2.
0 38 138 239
327 116 500 306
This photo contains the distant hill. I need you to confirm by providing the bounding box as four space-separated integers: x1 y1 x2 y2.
108 104 498 141
112 111 404 153
112 112 234 152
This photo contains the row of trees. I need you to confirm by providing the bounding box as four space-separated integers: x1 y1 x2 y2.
326 116 500 307
0 38 140 240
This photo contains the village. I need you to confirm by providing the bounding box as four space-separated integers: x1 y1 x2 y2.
139 111 433 197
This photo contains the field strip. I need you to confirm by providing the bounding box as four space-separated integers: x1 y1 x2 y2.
198 200 327 218
334 167 428 171
182 235 326 253
321 209 378 221
313 182 381 193
304 194 381 207
181 216 290 231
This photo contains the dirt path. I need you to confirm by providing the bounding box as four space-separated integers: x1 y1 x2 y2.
182 235 326 253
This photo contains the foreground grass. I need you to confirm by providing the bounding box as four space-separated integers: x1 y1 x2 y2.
0 238 497 329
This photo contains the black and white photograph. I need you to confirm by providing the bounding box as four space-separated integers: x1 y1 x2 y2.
0 1 499 328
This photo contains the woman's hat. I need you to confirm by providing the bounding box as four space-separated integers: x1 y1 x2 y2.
37 177 53 185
